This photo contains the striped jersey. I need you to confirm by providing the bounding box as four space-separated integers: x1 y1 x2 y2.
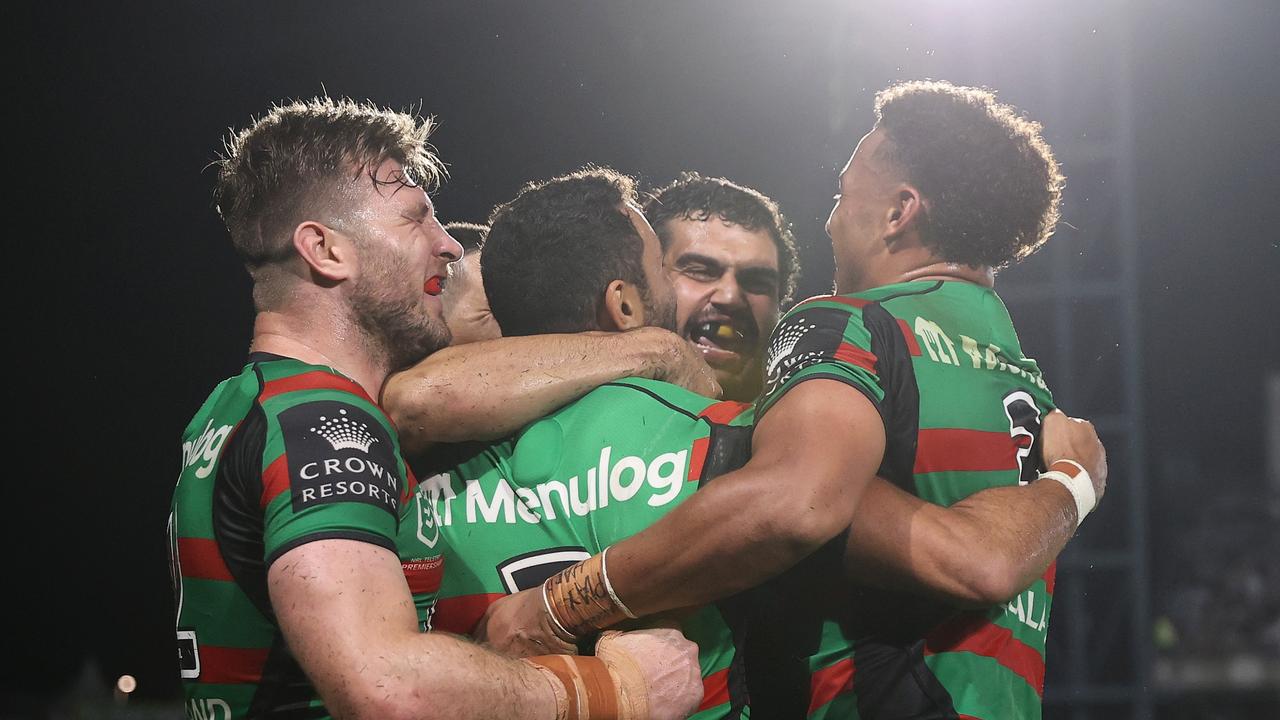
168 354 440 719
753 280 1057 719
402 378 755 719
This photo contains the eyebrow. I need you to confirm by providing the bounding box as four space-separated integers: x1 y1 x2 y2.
675 252 778 278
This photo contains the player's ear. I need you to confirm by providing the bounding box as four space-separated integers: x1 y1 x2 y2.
292 221 354 283
599 279 646 331
885 183 926 248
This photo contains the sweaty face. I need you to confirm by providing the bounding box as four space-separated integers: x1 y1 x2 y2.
442 251 501 346
827 128 895 293
628 206 679 334
344 159 463 370
663 217 781 401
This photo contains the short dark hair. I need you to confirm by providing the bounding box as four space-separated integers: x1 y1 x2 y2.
481 167 647 337
214 96 445 268
643 172 799 305
873 80 1064 268
444 222 489 252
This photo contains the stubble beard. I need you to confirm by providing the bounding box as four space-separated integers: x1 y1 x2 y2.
349 249 452 373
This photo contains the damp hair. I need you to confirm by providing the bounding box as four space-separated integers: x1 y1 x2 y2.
643 172 799 305
873 80 1064 267
480 167 647 337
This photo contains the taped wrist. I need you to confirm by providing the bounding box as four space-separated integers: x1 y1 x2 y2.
526 654 631 720
1039 459 1096 527
543 549 636 639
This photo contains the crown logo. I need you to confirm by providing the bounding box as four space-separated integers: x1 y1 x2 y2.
310 409 379 453
766 319 817 376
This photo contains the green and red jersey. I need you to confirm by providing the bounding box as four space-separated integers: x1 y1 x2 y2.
168 354 442 719
754 280 1057 720
402 378 755 719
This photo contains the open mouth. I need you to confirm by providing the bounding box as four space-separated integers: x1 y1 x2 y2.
424 275 445 296
688 319 755 364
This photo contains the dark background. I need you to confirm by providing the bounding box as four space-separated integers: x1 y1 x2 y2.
14 0 1278 716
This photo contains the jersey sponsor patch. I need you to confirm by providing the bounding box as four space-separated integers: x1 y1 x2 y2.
763 306 853 396
279 401 402 517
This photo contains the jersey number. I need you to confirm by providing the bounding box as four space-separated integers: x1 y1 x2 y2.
1003 391 1043 485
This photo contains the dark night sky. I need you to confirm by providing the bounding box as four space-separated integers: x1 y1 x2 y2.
14 0 1278 706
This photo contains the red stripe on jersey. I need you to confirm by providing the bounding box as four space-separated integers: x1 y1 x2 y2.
178 537 233 582
259 371 374 405
699 400 752 425
914 429 1019 474
834 342 878 373
432 593 506 635
198 645 271 685
687 436 710 482
823 296 872 309
1043 561 1057 596
898 318 923 356
793 294 871 311
698 667 730 712
809 657 856 714
402 555 445 596
260 454 290 509
925 614 1045 696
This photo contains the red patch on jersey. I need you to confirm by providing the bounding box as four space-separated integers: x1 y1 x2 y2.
259 371 374 405
197 645 271 684
925 613 1046 696
1043 561 1057 596
687 436 710 482
402 555 445 596
897 318 923 356
914 429 1019 474
809 657 856 714
259 454 290 509
698 400 752 424
698 667 730 712
177 537 233 582
834 342 878 373
432 593 506 635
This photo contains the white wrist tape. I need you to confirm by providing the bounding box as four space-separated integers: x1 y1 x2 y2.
1039 459 1096 528
601 547 638 620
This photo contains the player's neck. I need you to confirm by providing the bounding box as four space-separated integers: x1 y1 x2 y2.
841 257 994 294
251 310 390 399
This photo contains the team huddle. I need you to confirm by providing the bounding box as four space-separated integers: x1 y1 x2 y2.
169 81 1109 720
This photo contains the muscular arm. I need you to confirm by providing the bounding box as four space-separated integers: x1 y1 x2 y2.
270 539 557 720
608 379 886 614
843 477 1077 607
383 327 718 454
843 408 1105 606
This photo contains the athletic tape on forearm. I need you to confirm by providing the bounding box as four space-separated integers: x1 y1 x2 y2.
1039 459 1095 527
525 655 623 720
544 550 636 638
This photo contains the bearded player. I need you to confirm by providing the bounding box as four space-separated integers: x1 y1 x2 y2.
381 174 796 459
482 81 1103 720
168 98 701 720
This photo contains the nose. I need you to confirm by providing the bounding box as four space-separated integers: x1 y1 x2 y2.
709 272 745 309
435 224 464 263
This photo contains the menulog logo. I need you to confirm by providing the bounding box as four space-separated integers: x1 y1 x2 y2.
417 446 688 528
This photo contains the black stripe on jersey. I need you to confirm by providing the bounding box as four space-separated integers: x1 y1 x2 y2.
600 381 703 421
213 376 273 620
698 421 754 720
212 361 349 718
861 301 921 491
852 281 962 720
